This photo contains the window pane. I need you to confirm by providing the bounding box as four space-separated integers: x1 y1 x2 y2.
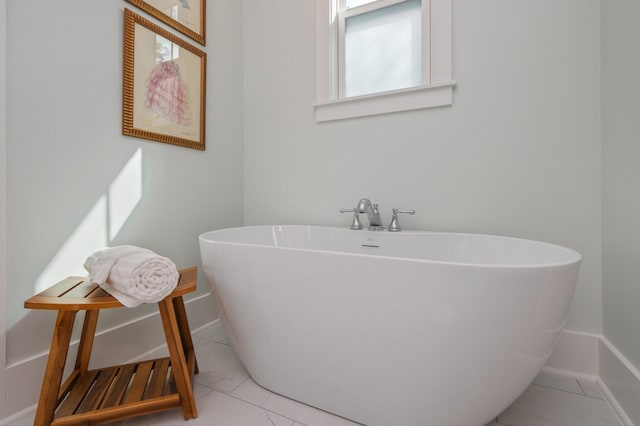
346 0 378 8
155 35 180 63
344 0 422 98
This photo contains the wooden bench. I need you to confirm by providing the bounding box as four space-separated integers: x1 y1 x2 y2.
24 266 199 425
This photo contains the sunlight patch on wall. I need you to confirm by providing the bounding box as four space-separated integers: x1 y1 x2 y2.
34 196 108 293
32 149 144 293
109 148 142 240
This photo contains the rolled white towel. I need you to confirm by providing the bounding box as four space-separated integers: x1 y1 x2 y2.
84 245 179 307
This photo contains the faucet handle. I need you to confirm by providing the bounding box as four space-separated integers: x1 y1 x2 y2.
340 208 364 230
388 208 416 232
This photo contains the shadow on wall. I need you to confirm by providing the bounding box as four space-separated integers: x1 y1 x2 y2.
6 148 143 366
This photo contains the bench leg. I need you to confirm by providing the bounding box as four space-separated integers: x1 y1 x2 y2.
34 310 77 426
75 309 99 373
173 296 199 374
158 298 197 419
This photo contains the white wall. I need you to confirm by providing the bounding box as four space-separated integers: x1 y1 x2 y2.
243 0 602 333
602 0 640 370
0 0 8 418
3 0 242 417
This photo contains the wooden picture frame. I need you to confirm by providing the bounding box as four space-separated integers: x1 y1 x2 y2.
123 9 206 150
125 0 206 45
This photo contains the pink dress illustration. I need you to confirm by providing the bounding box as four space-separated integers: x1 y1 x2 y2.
144 60 191 126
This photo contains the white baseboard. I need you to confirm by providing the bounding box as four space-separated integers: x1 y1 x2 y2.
597 376 635 426
0 404 37 426
599 337 640 426
544 329 600 376
1 292 216 421
541 329 639 426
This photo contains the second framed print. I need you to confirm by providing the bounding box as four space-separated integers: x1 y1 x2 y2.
123 9 206 150
126 0 206 45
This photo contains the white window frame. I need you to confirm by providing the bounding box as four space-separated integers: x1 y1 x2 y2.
314 0 454 122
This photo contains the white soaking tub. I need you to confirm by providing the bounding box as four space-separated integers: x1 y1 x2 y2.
199 225 581 426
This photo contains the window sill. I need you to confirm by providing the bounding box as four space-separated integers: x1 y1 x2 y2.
313 81 455 122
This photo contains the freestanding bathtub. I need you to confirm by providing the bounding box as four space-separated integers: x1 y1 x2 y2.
199 225 581 426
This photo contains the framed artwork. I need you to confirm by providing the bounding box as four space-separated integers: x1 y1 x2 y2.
125 0 206 45
123 9 206 150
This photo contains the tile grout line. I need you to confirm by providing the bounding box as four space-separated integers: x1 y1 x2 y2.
227 375 251 394
531 383 585 397
576 378 607 401
529 383 612 401
224 389 310 426
265 411 278 426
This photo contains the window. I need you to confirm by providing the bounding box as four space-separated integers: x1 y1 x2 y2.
314 0 454 121
341 0 423 97
156 35 180 63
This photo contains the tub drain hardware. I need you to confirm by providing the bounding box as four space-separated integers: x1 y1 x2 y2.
361 244 380 248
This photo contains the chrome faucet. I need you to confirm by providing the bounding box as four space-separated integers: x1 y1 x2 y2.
356 198 384 230
340 198 384 230
342 200 415 231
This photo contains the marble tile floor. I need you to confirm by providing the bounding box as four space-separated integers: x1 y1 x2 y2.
12 322 625 426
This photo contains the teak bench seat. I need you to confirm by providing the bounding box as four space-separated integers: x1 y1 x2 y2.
24 266 199 425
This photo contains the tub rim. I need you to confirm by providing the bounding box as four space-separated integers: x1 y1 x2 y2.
199 225 582 270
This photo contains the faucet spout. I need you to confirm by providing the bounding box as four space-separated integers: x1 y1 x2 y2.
356 198 384 230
